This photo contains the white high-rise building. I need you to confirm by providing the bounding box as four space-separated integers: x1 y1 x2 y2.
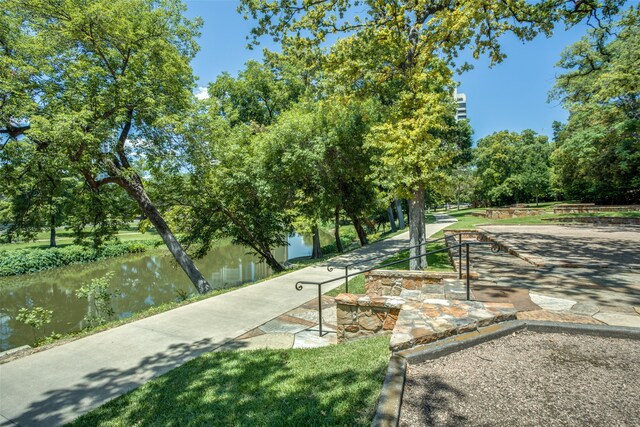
454 89 467 121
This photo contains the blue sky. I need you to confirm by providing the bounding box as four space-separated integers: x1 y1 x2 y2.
184 0 592 141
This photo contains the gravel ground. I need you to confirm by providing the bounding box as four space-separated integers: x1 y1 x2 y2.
400 331 640 427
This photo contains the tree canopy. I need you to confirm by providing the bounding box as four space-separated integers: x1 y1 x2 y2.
551 7 639 203
474 129 552 206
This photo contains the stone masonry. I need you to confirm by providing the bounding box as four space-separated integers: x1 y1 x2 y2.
364 270 474 297
485 208 548 219
336 268 517 351
390 299 517 351
335 294 404 342
553 204 640 214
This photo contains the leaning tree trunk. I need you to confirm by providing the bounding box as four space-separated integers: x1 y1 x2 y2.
409 186 427 270
259 247 285 273
311 225 322 259
350 215 369 246
395 199 405 229
334 206 344 253
122 176 213 294
387 205 397 232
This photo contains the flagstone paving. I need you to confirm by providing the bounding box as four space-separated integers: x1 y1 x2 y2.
389 299 517 351
465 225 640 328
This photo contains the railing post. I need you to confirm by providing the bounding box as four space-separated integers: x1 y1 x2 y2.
345 266 349 293
318 284 323 337
465 242 470 300
458 233 462 279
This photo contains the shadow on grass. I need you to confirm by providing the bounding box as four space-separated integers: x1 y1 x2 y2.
19 337 391 427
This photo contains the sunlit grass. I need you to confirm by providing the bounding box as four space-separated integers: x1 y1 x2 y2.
0 225 160 250
71 336 391 427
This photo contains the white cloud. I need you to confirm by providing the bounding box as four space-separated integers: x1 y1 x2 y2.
195 87 209 100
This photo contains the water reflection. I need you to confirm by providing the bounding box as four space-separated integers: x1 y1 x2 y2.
0 232 330 351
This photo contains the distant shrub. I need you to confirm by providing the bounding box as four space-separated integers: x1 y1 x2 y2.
0 240 157 276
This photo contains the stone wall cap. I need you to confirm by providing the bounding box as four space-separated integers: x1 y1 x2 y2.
384 297 406 309
336 293 406 308
335 293 360 305
367 269 458 279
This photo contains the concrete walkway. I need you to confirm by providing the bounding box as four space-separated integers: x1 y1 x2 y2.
0 215 455 426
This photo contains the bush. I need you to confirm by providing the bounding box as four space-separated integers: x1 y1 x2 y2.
0 240 157 276
76 272 120 328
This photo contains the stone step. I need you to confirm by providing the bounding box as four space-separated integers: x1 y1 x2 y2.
389 299 517 352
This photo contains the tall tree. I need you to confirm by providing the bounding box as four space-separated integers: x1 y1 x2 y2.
551 8 639 203
5 0 212 293
239 0 622 269
178 113 293 272
474 130 552 206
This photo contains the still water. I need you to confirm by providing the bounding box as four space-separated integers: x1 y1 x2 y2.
0 232 331 351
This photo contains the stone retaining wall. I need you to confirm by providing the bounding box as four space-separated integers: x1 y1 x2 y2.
553 204 640 214
544 216 640 225
485 208 548 219
335 293 404 343
364 270 466 297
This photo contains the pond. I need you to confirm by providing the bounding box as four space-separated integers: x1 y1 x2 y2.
0 232 332 351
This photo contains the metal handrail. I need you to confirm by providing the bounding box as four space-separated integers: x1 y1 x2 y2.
298 240 498 336
326 235 451 292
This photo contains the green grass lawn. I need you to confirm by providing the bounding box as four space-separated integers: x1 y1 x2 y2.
441 208 640 232
71 336 391 427
0 225 160 250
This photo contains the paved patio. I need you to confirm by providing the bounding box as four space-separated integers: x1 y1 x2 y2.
470 224 640 327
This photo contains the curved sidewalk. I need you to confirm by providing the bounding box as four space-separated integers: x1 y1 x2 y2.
0 215 455 426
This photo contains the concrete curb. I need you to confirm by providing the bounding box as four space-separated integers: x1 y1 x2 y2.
396 321 527 364
371 320 640 427
0 345 31 362
371 355 406 427
524 320 640 339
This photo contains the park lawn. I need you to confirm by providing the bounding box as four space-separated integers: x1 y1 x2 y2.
442 209 640 232
0 225 160 250
71 336 391 427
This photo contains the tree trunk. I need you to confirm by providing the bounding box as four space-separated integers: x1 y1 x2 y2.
350 215 369 246
409 186 427 270
334 207 344 253
387 205 397 232
49 214 56 248
395 199 405 228
121 176 213 294
311 225 322 259
259 248 285 273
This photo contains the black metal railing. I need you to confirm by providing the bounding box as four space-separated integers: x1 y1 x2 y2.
297 240 499 336
326 235 451 293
